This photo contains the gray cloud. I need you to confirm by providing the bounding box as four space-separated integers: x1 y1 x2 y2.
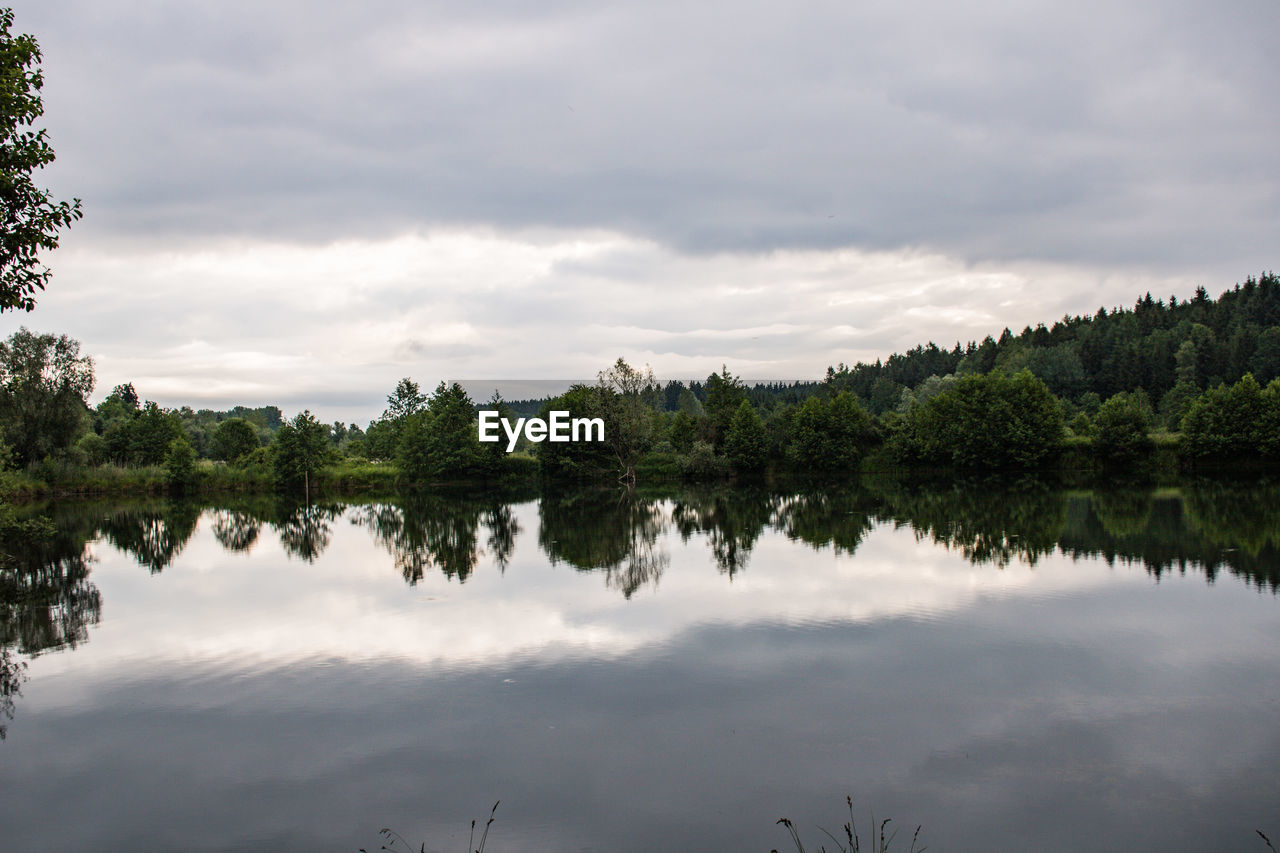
16 0 1279 274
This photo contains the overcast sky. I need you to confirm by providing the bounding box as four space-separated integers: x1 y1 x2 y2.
3 0 1277 424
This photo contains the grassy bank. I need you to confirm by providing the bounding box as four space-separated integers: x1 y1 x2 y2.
8 430 1280 503
0 454 541 502
0 459 384 500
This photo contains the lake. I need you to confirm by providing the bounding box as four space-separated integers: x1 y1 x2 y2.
2 479 1278 852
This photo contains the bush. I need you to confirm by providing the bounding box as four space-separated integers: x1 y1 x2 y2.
76 432 108 466
1093 392 1152 463
1069 412 1093 437
785 392 875 472
213 417 260 461
680 441 729 480
894 370 1064 469
1181 374 1280 461
165 437 197 490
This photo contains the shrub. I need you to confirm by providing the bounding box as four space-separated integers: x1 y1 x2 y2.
76 432 108 466
681 441 728 480
1181 374 1277 460
786 392 875 472
165 437 197 490
894 370 1064 469
1093 392 1152 463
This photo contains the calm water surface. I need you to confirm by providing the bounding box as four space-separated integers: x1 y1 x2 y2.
2 481 1278 852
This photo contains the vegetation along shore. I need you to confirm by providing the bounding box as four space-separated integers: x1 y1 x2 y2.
2 273 1280 501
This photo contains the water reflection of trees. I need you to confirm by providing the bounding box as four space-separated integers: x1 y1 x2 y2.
540 490 668 598
98 500 202 573
775 489 877 557
210 509 262 552
274 501 343 563
12 476 1271 654
483 504 520 572
351 493 523 584
0 646 21 740
671 487 777 577
1 504 102 739
870 478 1067 568
2 509 102 655
1057 482 1280 592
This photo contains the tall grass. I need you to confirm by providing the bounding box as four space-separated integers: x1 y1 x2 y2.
361 802 499 853
354 800 1280 852
773 796 924 853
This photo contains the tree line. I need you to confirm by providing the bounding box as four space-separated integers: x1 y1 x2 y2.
4 275 1280 492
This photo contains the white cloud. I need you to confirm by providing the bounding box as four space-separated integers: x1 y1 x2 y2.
3 229 1205 423
0 0 1264 418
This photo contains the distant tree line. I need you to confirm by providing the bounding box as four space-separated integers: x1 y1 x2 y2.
4 273 1280 491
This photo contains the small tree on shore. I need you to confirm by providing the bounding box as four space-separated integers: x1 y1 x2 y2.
273 411 332 494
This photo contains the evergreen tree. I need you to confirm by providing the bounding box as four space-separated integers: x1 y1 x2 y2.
723 399 767 472
398 382 488 483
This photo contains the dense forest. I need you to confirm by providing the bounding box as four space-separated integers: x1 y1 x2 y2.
2 273 1280 494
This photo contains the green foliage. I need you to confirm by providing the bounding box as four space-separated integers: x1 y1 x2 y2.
703 366 747 450
894 370 1064 469
787 398 828 469
395 410 433 481
1181 373 1280 460
1158 379 1200 430
1008 345 1087 398
898 374 956 411
824 274 1280 426
75 431 107 466
1092 392 1153 463
1069 411 1092 437
398 382 490 483
128 401 183 465
212 417 259 462
240 444 274 471
365 377 428 461
273 410 333 492
867 375 905 414
680 440 729 480
164 436 197 490
723 399 767 472
0 327 94 466
786 391 874 472
537 385 616 480
0 9 83 313
93 393 280 463
384 377 427 420
1251 327 1280 384
666 409 699 453
93 383 138 428
597 358 661 482
363 418 398 461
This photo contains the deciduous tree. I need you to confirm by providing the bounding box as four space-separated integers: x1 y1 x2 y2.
0 327 92 465
273 411 333 493
0 9 82 312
